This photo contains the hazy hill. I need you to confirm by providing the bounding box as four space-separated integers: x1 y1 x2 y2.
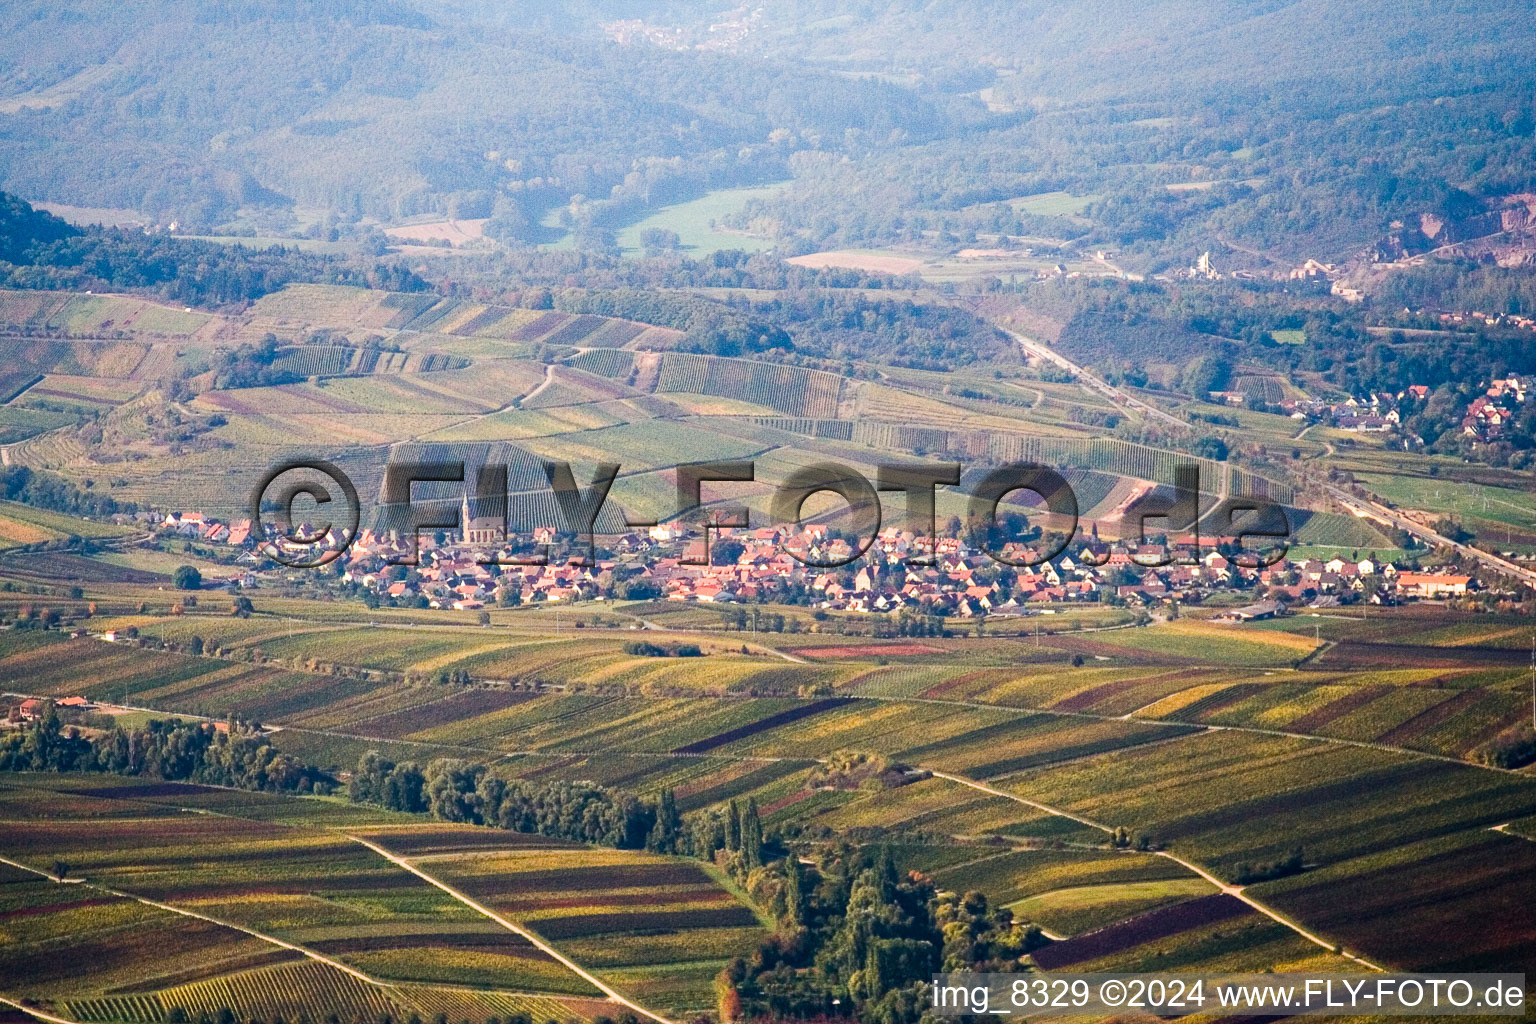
3 0 1532 262
0 1 951 226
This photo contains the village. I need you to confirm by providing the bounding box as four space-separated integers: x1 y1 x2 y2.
1212 375 1530 442
141 497 1481 623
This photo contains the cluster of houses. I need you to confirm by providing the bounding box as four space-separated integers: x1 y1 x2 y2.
1437 310 1536 333
3 695 90 726
153 511 252 547
1461 376 1528 441
1217 373 1527 443
324 520 1475 617
151 478 1480 617
1271 385 1434 434
1272 395 1403 433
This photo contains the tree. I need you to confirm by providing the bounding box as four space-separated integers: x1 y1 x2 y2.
784 853 807 928
640 227 681 253
725 799 742 852
231 595 254 618
52 859 69 881
647 787 681 853
740 797 763 869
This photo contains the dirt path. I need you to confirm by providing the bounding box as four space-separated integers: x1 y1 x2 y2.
346 835 676 1024
1492 822 1536 843
0 996 86 1024
520 362 558 405
926 772 1386 971
604 607 809 663
0 852 388 987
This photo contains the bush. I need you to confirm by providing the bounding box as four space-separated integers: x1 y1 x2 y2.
1231 848 1304 885
1473 724 1536 770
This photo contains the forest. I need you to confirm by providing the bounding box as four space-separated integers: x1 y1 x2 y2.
0 192 424 304
7 2 1533 266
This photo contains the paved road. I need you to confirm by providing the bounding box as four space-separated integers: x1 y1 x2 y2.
1327 485 1536 588
1002 327 1187 430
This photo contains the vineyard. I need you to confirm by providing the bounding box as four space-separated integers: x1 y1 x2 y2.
268 346 469 378
1 594 1534 1001
567 348 637 379
5 265 1536 1011
410 842 769 1014
0 777 625 1021
655 354 843 418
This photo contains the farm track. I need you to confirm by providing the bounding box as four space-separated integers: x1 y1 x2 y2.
926 772 1388 972
0 995 86 1024
1491 822 1536 843
518 363 558 406
0 852 391 988
345 835 677 1024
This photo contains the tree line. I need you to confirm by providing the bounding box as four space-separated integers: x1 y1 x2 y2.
0 704 329 793
346 752 675 851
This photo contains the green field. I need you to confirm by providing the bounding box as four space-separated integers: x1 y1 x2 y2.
995 191 1100 216
608 182 791 257
1356 472 1536 534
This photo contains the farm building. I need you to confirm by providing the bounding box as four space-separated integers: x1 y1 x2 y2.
1216 599 1285 622
6 699 43 723
1396 572 1471 598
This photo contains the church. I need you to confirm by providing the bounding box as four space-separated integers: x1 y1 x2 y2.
460 489 505 545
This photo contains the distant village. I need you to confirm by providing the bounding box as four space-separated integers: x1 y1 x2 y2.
140 498 1481 622
1209 376 1528 443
